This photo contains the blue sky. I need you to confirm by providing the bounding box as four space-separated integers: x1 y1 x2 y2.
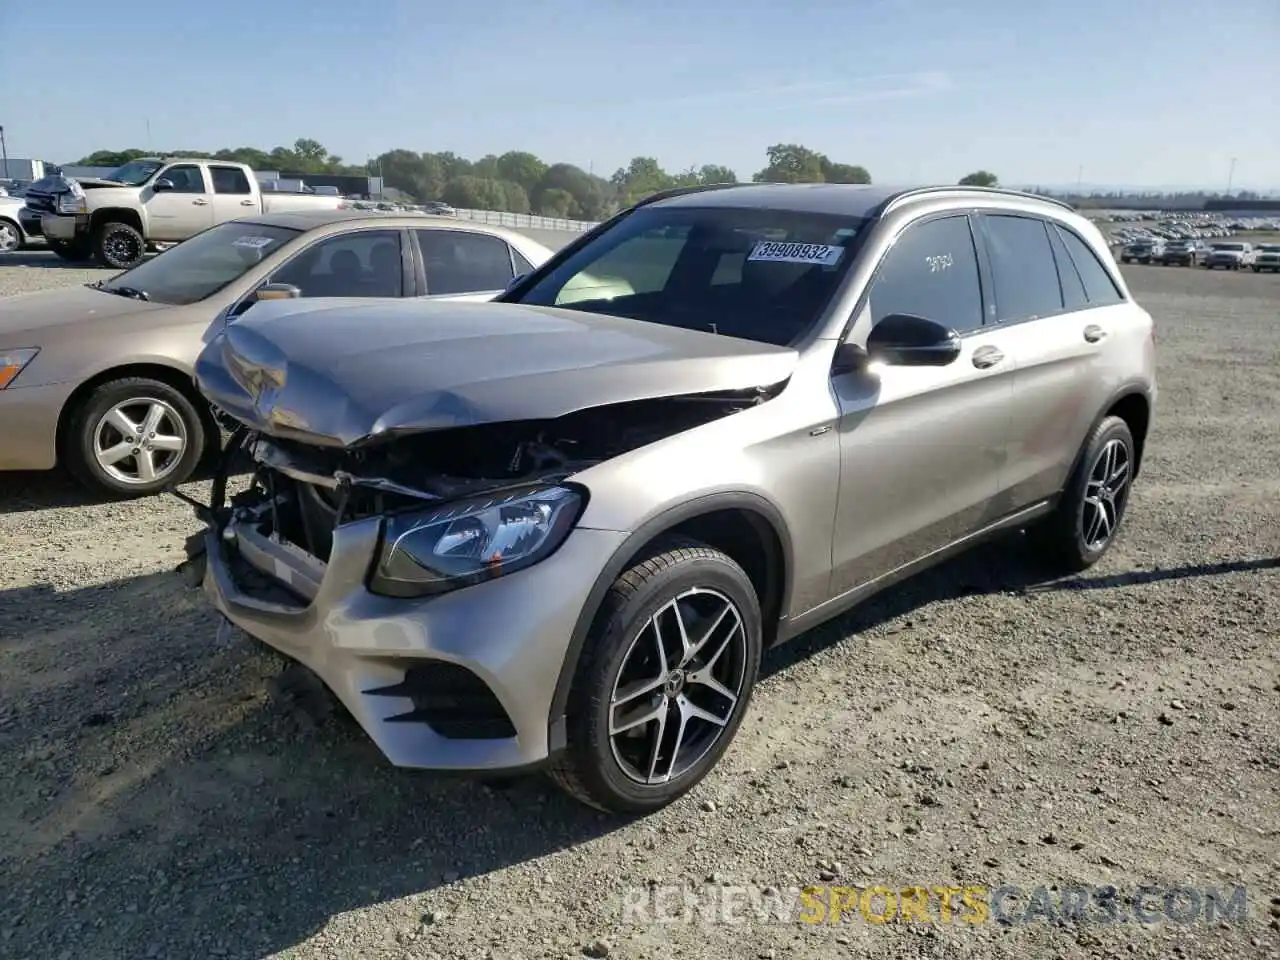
1 0 1276 190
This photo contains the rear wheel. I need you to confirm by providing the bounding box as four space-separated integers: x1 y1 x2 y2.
93 220 146 269
1028 416 1135 573
548 538 763 813
64 377 206 499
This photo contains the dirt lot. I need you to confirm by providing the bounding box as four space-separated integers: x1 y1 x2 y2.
0 253 1277 960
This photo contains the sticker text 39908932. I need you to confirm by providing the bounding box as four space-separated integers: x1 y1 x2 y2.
747 241 845 266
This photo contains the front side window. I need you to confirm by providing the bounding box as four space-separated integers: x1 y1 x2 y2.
984 215 1063 322
271 229 405 298
159 165 207 194
416 230 514 294
512 206 868 346
95 221 299 305
864 214 984 334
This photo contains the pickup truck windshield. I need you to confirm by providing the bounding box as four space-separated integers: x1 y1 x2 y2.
104 159 166 186
97 222 300 305
511 206 868 346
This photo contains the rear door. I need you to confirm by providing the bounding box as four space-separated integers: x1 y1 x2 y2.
828 213 1015 596
976 213 1127 509
208 165 259 223
145 163 214 240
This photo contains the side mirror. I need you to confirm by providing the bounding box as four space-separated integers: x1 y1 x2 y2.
831 340 868 376
152 178 174 192
255 283 301 301
865 313 962 367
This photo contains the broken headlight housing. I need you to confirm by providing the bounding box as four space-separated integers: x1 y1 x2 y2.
368 485 585 598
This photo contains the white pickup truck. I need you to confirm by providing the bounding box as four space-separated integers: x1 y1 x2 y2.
21 158 346 269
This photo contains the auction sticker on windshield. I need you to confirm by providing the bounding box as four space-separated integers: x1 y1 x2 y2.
748 241 844 266
233 236 277 250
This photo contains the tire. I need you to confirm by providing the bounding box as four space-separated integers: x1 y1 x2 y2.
1027 416 1136 573
48 238 92 262
93 220 146 269
0 219 22 254
548 537 763 814
64 377 206 499
1251 266 1261 273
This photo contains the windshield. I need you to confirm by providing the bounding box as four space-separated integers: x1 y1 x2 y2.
510 205 868 346
104 159 166 186
99 222 300 305
1212 243 1245 251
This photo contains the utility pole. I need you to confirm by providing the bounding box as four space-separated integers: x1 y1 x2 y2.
1226 157 1238 195
0 125 8 179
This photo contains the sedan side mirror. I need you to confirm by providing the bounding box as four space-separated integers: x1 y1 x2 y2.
152 178 175 192
865 313 962 367
255 283 302 301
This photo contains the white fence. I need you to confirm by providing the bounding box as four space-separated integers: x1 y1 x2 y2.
452 208 600 233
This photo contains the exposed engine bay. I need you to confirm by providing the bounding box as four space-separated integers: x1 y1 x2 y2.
216 387 779 565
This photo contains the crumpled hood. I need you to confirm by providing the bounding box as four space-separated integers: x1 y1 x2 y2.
194 299 798 448
0 284 169 339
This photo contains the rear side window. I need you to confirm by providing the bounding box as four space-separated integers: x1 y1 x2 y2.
1047 226 1088 311
984 215 1063 322
1054 225 1124 305
210 166 252 195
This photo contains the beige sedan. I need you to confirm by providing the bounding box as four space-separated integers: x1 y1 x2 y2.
0 211 556 497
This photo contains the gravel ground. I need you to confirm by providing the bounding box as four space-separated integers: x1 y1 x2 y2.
1 252 1277 960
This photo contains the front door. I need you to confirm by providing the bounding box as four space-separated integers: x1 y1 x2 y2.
828 213 1014 597
145 163 214 241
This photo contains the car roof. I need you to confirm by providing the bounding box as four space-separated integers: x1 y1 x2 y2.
644 182 1075 219
238 209 535 245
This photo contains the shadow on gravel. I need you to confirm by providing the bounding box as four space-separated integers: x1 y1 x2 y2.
0 251 111 270
2 543 1276 958
0 569 627 959
0 468 95 513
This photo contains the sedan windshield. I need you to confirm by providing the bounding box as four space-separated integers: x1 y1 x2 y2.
97 222 300 305
104 159 166 186
510 206 868 346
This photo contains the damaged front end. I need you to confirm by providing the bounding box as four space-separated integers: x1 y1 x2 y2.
179 388 775 605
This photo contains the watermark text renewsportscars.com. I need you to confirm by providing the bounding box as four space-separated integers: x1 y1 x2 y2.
620 883 1250 926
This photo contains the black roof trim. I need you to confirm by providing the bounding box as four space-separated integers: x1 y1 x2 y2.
630 182 750 209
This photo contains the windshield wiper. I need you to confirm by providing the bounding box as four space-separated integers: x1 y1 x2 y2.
104 285 150 301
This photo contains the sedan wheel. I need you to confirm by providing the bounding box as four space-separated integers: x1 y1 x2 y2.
66 377 207 499
549 538 762 813
0 220 21 253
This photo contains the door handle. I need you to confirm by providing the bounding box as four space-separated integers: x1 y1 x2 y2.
971 345 1005 369
192 198 210 206
239 199 255 206
1083 324 1107 343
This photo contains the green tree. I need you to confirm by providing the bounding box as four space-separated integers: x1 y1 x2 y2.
611 156 673 206
959 170 999 187
535 163 609 220
822 161 872 184
753 143 827 183
696 164 737 185
537 188 577 218
495 151 548 194
76 149 149 165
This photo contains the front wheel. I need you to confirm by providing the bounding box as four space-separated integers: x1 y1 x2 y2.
1027 416 1135 573
64 377 207 499
0 219 22 254
93 220 146 269
548 538 763 813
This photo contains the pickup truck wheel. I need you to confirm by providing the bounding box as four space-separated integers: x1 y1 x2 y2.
93 221 146 269
64 377 205 499
548 537 762 814
0 219 21 253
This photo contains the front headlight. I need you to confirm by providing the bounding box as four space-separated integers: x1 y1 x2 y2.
0 348 39 389
369 485 585 598
56 193 87 215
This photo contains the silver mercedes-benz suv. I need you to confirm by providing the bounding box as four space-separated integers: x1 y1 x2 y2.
183 183 1157 813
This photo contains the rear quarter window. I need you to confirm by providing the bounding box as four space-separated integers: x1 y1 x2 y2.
1054 225 1125 306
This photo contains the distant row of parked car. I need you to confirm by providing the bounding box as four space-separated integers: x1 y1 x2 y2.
1119 237 1280 271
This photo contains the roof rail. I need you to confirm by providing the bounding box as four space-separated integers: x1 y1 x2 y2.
879 185 1076 215
630 182 749 209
